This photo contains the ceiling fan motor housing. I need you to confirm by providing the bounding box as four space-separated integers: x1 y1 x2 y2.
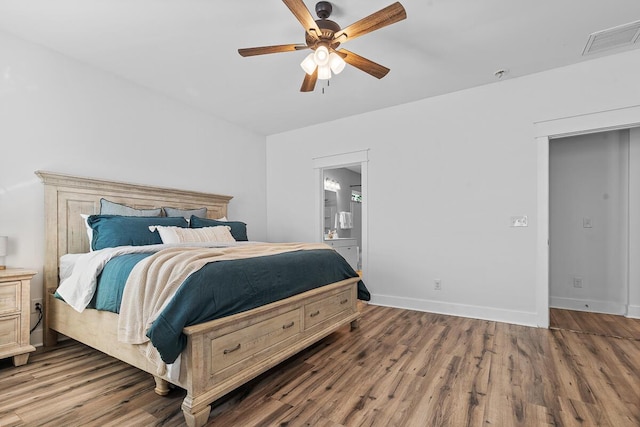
306 2 341 48
306 20 341 48
315 1 332 19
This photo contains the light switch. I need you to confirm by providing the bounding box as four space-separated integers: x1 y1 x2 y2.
583 217 592 228
511 216 528 227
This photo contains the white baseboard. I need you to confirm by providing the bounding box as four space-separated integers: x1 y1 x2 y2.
370 294 540 328
626 304 640 319
550 296 626 315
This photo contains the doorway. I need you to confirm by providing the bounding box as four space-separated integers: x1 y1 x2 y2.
313 150 368 280
323 166 362 272
534 105 640 328
549 130 629 318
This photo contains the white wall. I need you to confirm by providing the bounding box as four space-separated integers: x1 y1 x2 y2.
549 130 629 314
0 31 267 344
266 48 640 327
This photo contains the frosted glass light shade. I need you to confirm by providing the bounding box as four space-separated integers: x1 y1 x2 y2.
317 64 331 80
313 45 330 66
329 52 346 74
300 53 317 75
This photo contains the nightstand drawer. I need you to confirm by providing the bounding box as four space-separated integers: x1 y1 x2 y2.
0 315 19 348
0 281 20 315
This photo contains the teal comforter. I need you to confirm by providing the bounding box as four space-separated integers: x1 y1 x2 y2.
91 248 369 363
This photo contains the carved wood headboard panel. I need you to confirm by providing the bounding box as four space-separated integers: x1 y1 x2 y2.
36 171 232 295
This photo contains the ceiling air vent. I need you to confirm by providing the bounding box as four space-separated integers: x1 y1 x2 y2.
583 20 640 55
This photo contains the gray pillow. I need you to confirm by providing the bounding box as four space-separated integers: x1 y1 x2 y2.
163 206 207 220
100 198 162 217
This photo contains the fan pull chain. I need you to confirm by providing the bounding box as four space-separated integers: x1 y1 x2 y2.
322 80 330 95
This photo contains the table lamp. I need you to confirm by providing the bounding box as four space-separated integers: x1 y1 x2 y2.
0 236 7 269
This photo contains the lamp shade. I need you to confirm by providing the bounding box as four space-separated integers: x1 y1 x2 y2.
0 236 6 269
317 64 331 80
329 52 346 74
313 45 330 66
300 53 317 75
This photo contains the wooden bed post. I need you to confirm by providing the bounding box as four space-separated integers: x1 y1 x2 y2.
153 376 170 396
182 408 211 427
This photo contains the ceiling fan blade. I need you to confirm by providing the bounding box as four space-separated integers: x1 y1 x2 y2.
338 49 390 79
238 44 308 57
300 69 318 92
282 0 322 41
333 2 406 43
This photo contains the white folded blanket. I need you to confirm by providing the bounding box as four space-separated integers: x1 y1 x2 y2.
57 241 259 312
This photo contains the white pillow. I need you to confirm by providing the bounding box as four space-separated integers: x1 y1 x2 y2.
80 214 94 251
149 225 236 244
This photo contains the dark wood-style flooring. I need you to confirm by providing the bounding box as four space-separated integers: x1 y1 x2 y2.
550 308 640 340
1 304 639 426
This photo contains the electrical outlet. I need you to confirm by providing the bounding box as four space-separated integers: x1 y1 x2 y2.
572 277 583 288
434 279 442 290
31 298 43 314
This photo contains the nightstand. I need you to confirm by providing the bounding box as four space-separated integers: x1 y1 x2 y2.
0 268 37 366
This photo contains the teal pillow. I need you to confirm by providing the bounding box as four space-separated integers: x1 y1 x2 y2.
190 216 248 241
88 215 188 250
100 198 162 217
163 206 207 220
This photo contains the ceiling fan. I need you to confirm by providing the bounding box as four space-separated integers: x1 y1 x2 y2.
238 0 407 92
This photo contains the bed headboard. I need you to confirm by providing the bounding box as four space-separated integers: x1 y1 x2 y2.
36 170 233 295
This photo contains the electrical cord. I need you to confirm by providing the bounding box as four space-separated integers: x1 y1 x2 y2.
30 303 43 334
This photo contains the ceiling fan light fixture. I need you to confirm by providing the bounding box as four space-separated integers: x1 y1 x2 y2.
300 53 318 75
314 45 330 66
329 52 346 74
238 1 407 92
318 64 332 80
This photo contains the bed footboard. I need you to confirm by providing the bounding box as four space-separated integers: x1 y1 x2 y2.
179 278 360 427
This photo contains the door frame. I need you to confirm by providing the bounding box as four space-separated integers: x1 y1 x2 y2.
313 150 369 281
534 105 640 327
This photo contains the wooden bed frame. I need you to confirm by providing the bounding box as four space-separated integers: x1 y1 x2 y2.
37 171 362 427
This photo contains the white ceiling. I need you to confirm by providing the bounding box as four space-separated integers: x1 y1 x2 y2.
1 0 639 136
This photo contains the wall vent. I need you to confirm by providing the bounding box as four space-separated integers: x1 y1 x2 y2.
583 20 640 55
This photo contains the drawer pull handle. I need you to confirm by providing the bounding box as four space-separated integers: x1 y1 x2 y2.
282 321 295 329
310 310 320 318
223 343 241 355
340 298 349 305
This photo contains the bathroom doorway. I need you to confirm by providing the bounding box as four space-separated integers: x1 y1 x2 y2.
323 166 362 273
313 149 368 280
